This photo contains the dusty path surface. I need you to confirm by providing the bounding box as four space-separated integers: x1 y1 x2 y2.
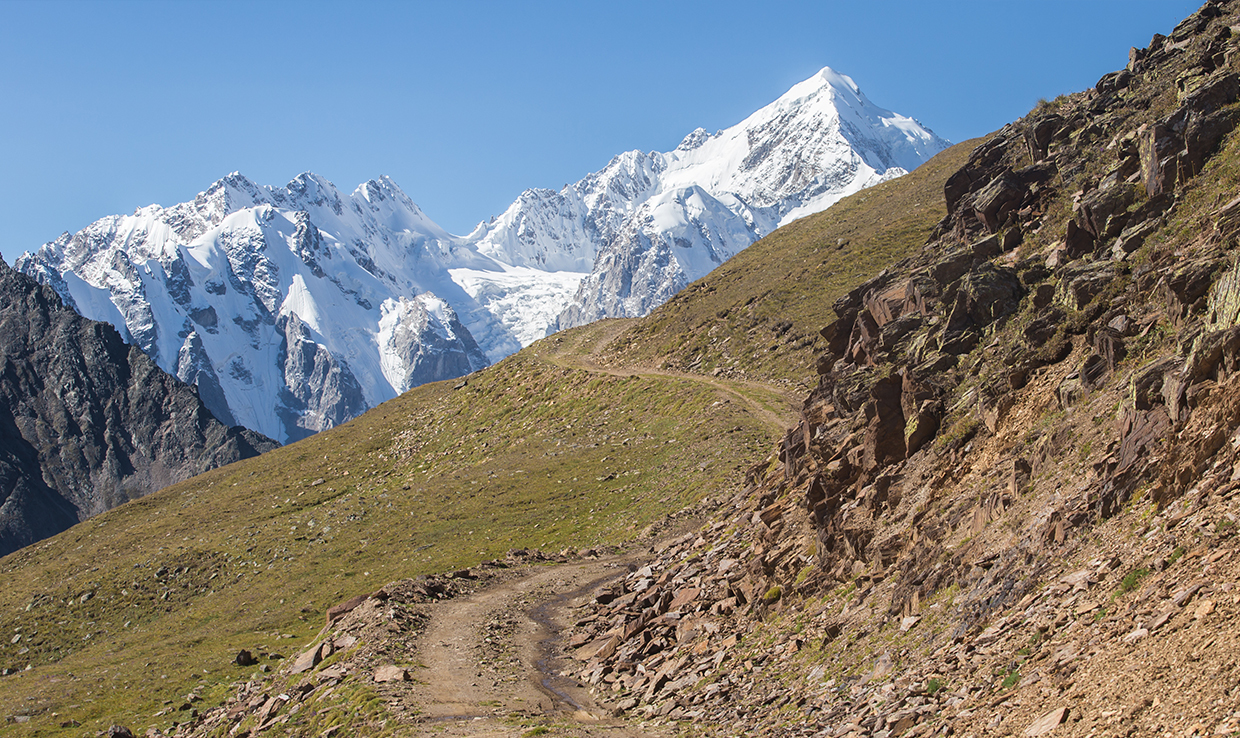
399 555 671 737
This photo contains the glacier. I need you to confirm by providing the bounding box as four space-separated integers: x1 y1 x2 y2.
18 67 948 443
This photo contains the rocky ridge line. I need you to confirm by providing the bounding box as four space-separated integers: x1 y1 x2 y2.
0 256 276 557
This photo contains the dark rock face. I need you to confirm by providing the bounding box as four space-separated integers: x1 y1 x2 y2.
769 0 1240 613
275 313 367 443
0 257 277 557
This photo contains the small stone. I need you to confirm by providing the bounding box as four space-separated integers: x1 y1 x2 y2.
867 652 894 682
373 665 408 683
326 594 368 624
1193 599 1216 619
1146 607 1175 631
289 644 322 674
668 587 701 612
1024 707 1068 736
900 616 921 632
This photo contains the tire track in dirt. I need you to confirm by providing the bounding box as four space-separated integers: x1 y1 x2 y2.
403 556 670 737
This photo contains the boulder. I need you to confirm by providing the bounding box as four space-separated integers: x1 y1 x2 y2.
1111 217 1161 257
862 375 907 472
1140 123 1182 198
972 170 1027 232
1183 106 1240 176
1057 374 1087 409
863 280 912 327
1096 69 1134 94
930 247 973 287
1059 261 1121 309
1115 406 1172 475
1079 181 1141 239
290 642 325 674
1080 353 1110 390
1158 258 1218 318
945 264 1023 331
326 593 368 624
1064 219 1097 259
1023 307 1065 347
1092 326 1127 373
1025 114 1064 161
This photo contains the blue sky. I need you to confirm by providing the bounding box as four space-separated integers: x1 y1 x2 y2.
0 0 1204 261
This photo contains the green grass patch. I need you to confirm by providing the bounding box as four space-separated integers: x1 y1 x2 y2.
1115 567 1150 598
1001 668 1021 690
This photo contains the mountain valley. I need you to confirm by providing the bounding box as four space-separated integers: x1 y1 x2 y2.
6 2 1240 737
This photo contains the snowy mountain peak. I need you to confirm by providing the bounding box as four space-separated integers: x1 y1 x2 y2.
549 67 950 330
677 127 713 151
18 170 494 444
788 66 863 100
201 172 270 217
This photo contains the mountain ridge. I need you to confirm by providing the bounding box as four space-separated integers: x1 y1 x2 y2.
17 67 946 443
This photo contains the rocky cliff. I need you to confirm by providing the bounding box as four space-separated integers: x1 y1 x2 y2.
548 2 1240 735
0 256 276 556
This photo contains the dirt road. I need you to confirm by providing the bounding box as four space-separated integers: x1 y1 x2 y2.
399 556 670 737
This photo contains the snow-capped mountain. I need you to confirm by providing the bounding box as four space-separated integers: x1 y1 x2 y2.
18 174 496 443
466 67 950 329
18 67 947 443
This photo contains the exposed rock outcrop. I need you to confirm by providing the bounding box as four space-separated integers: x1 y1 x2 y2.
549 3 1240 733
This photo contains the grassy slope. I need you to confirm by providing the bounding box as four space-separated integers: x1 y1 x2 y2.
0 320 786 735
602 137 984 391
0 141 981 734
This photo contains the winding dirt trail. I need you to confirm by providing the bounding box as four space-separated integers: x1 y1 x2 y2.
536 319 800 435
385 321 789 736
401 556 670 737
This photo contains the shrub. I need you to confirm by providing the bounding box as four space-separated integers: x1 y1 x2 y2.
1001 669 1021 689
1116 567 1150 597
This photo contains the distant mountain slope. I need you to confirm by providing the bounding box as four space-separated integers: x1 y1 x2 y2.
0 256 276 557
17 68 945 443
